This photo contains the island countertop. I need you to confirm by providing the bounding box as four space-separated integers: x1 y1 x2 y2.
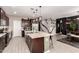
0 33 6 37
26 31 52 39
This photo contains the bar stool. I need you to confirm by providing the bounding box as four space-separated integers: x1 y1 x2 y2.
49 34 54 49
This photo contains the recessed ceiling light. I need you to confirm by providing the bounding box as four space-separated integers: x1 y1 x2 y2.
13 11 16 14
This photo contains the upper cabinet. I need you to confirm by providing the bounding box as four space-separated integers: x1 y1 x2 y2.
31 18 39 24
0 8 9 26
21 18 32 31
21 18 40 31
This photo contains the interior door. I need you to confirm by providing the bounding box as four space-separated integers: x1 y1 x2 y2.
13 20 21 37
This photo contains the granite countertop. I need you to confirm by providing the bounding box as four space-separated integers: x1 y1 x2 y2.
0 33 6 37
26 31 51 39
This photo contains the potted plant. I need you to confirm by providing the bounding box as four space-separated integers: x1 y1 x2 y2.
69 20 78 34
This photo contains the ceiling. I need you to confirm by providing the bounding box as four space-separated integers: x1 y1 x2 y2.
1 6 79 19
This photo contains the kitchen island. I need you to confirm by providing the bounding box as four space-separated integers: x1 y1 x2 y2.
25 31 51 53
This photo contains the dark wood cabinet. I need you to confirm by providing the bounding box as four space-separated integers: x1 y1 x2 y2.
31 18 39 24
21 18 32 37
0 8 9 26
5 33 12 45
56 19 61 33
21 18 40 31
61 18 67 35
31 37 44 53
25 36 44 53
21 18 40 37
6 16 9 26
25 35 31 50
56 18 68 35
0 34 6 52
22 18 32 31
56 15 79 35
0 33 12 52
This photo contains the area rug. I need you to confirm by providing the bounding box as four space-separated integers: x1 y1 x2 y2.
57 38 79 48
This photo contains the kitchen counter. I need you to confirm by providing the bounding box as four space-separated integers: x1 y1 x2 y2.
26 31 51 39
0 33 6 38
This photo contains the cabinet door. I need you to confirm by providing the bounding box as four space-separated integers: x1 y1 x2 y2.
1 19 6 26
0 36 5 52
22 19 32 31
6 16 9 26
31 37 44 53
0 8 9 26
5 33 9 45
56 19 61 33
62 19 67 35
0 9 6 26
25 35 31 49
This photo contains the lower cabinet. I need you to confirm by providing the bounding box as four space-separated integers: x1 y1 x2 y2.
0 32 12 52
25 36 44 53
0 35 6 52
5 33 12 45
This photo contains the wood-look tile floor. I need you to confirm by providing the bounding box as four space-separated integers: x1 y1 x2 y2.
3 37 30 53
3 35 79 53
47 35 79 53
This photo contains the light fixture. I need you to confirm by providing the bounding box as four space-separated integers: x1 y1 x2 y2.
31 7 38 18
30 6 42 19
39 6 42 21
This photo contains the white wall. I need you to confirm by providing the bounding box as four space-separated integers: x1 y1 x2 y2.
8 15 22 38
41 19 56 35
54 10 79 19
